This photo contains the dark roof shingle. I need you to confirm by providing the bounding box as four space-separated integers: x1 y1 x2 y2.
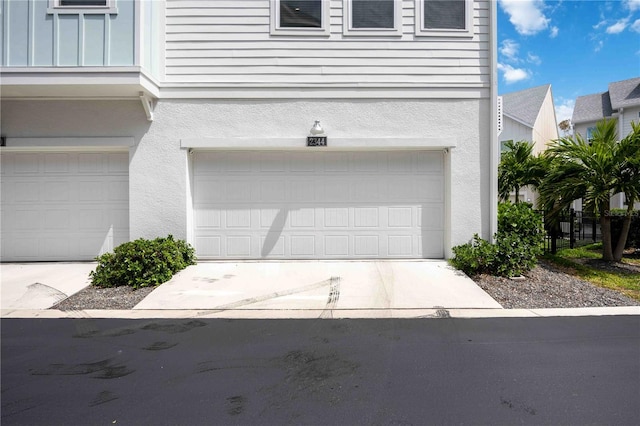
572 92 613 124
608 77 640 110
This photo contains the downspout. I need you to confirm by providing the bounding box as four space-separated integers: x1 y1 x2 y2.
489 0 499 239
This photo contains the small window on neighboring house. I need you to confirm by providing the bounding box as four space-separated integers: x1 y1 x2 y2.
344 0 402 36
586 126 596 143
500 140 513 153
271 0 330 36
415 0 473 37
48 0 116 14
60 0 107 5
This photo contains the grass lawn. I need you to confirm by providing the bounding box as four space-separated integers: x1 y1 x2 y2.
544 243 640 301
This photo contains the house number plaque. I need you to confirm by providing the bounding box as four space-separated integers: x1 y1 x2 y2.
307 136 327 146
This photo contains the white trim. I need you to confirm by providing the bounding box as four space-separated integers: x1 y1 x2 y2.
139 92 155 121
47 0 117 15
489 0 498 239
415 0 473 38
159 86 490 100
342 0 403 37
270 0 331 37
181 137 456 150
2 137 134 150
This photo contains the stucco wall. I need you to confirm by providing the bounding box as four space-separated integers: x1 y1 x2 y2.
1 97 492 258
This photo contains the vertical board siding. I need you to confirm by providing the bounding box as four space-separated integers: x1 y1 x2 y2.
108 0 135 65
1 0 136 67
84 15 105 65
58 15 79 66
6 0 29 66
164 0 491 86
33 1 54 66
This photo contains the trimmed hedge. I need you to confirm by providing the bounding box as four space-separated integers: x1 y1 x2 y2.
450 202 544 277
90 235 196 289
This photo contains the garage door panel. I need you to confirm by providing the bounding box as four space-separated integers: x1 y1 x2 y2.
1 151 129 261
417 152 444 174
193 151 444 259
388 207 413 228
388 235 414 256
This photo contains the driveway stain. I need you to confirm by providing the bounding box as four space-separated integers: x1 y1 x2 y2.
89 390 119 407
226 395 246 415
141 320 206 334
142 341 179 351
29 358 134 379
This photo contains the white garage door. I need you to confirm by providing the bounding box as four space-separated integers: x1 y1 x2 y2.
193 151 444 259
1 151 129 261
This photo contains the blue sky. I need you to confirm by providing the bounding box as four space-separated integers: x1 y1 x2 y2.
497 0 640 124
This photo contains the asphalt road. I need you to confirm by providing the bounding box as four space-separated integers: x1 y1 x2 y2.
2 316 639 425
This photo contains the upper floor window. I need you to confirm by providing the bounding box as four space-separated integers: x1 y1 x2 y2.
60 0 107 5
343 0 402 36
48 0 117 14
415 0 473 37
271 0 330 36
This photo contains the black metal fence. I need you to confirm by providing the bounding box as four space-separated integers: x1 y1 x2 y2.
543 209 601 254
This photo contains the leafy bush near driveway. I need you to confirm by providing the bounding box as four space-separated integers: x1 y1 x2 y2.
90 235 196 289
451 202 544 277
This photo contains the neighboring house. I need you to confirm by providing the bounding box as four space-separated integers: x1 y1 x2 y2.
0 0 498 262
497 84 559 205
572 77 640 210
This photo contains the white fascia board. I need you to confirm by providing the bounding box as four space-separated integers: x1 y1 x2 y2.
0 67 160 99
2 137 134 151
181 137 456 150
502 112 534 130
160 85 490 100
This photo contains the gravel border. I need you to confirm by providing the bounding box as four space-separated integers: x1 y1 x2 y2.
473 260 639 309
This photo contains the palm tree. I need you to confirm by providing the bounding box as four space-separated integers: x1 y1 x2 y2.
498 140 546 203
612 121 640 260
538 119 640 262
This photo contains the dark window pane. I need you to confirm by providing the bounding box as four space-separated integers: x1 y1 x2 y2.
60 0 107 5
352 0 394 29
424 0 465 30
280 0 322 28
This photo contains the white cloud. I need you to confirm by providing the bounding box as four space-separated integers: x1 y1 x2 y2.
549 26 559 38
527 52 542 65
606 18 629 34
497 63 531 84
555 98 575 126
626 0 640 12
594 40 604 52
500 39 520 62
631 19 640 33
499 0 550 35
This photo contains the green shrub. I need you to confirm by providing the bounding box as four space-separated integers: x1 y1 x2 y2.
450 202 544 277
450 234 497 276
90 235 196 289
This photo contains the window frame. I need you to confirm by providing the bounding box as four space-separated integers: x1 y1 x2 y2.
270 0 331 37
343 0 403 37
48 0 117 15
415 0 473 38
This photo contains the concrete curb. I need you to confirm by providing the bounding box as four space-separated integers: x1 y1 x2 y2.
2 306 639 319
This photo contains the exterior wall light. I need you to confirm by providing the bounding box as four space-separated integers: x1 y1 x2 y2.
307 121 327 146
309 120 325 136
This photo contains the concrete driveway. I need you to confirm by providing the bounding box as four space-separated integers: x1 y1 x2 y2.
1 262 96 310
2 260 502 314
134 260 502 313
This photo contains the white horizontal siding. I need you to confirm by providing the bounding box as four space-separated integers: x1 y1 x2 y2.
164 0 491 88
